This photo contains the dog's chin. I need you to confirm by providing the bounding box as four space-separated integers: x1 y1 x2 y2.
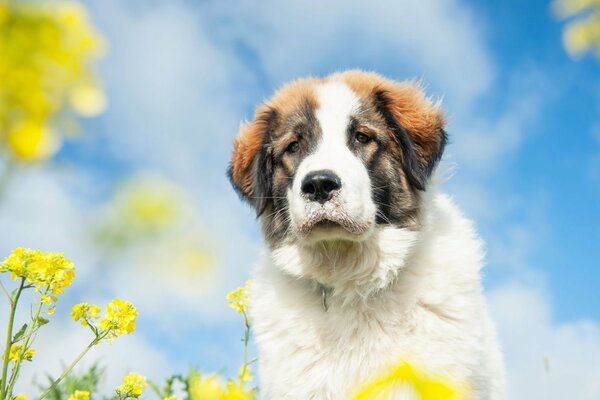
295 216 373 243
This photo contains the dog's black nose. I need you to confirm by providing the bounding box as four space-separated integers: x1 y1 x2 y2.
301 170 341 203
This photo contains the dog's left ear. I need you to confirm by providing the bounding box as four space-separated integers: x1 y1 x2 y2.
373 82 447 191
228 105 277 216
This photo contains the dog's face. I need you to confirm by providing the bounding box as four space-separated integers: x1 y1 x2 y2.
229 71 446 249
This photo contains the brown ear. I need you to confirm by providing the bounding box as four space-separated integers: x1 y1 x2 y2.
228 106 277 215
373 81 447 190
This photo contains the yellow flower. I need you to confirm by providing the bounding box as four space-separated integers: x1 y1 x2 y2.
0 247 75 305
224 381 255 400
13 393 28 400
226 282 251 314
352 362 467 400
67 390 90 400
553 0 600 58
3 344 35 362
188 372 226 400
115 372 147 398
0 1 107 162
71 303 101 326
163 396 179 400
99 298 138 340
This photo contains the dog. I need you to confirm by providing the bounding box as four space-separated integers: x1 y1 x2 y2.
228 70 505 399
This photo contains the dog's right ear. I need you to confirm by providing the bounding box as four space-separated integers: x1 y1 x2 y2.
228 106 278 216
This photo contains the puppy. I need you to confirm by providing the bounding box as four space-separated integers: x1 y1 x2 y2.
228 70 505 399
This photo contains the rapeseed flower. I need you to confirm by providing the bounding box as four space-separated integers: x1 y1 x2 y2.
553 0 600 58
226 283 250 314
12 393 28 400
115 372 147 398
352 362 466 400
0 1 106 162
188 372 225 400
0 247 75 305
99 298 137 340
71 299 137 342
224 381 255 400
163 396 179 400
67 390 90 400
3 344 35 362
71 303 101 327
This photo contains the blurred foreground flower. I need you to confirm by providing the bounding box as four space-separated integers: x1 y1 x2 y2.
352 362 467 400
553 0 600 58
0 0 106 162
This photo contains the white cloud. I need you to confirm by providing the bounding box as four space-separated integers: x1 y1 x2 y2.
87 0 246 184
207 0 494 109
490 283 600 400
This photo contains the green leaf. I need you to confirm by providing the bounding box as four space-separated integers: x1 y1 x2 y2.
37 316 49 326
12 323 27 342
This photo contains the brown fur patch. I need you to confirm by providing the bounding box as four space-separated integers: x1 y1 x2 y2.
230 78 320 198
338 70 446 166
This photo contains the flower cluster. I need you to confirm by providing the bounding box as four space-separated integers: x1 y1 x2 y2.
0 247 75 306
0 1 106 161
3 345 35 363
115 372 147 399
72 299 138 341
226 282 250 314
553 0 600 58
71 303 101 327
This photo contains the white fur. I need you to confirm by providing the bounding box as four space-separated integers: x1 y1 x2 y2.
250 193 506 399
289 80 376 241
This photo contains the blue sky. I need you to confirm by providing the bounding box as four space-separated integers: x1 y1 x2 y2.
1 0 600 398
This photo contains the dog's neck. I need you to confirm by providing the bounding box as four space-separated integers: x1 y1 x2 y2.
270 224 424 307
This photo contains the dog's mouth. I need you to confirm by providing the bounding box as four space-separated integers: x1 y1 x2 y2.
296 209 371 238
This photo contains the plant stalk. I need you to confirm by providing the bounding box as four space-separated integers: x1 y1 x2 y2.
0 279 25 400
5 296 45 396
37 332 106 400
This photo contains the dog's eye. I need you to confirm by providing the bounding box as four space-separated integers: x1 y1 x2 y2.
286 141 300 154
354 132 372 144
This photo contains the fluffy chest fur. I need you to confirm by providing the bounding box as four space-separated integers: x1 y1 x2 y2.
249 195 505 399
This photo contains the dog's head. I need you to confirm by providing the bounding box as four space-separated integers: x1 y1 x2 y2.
228 71 446 292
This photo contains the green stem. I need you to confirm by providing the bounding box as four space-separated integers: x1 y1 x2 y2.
36 332 107 400
240 310 251 383
5 297 45 397
0 278 25 400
